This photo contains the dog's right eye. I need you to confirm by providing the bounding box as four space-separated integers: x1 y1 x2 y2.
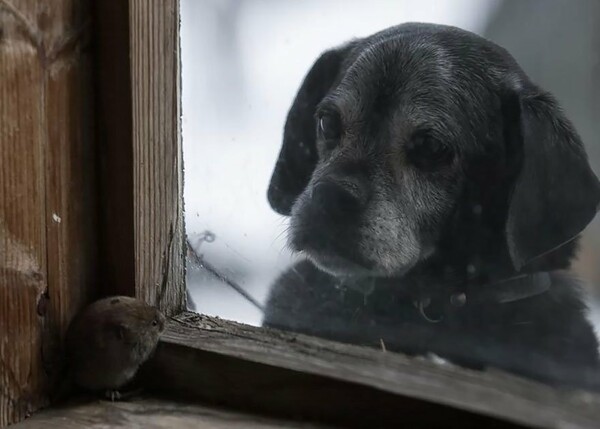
318 114 342 146
406 132 454 171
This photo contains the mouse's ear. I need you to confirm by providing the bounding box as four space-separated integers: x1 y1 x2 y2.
504 87 600 270
267 43 355 215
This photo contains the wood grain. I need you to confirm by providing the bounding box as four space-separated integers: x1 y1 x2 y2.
12 397 326 429
130 0 185 315
94 0 185 314
144 313 600 429
0 0 96 426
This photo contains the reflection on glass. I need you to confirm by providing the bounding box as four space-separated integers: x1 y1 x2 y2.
182 0 600 390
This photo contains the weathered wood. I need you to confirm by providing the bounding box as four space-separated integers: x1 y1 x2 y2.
129 0 185 314
0 0 96 426
94 0 185 315
143 313 600 428
12 397 325 429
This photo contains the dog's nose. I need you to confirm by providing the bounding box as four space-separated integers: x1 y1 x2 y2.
311 180 364 217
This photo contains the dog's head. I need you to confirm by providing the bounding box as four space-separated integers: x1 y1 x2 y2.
268 23 600 278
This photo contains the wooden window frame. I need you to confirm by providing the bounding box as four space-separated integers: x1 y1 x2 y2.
2 0 600 427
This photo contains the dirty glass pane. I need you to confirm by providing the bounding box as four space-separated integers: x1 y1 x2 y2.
181 0 600 390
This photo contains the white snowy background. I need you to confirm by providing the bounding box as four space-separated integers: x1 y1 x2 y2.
180 0 600 333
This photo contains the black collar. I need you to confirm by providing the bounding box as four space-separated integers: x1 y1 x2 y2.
472 272 552 304
415 272 552 323
337 271 553 323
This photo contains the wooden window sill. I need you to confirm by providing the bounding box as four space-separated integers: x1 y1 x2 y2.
137 312 600 428
11 312 600 428
12 397 327 429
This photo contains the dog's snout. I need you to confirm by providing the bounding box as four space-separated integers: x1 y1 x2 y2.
311 179 366 217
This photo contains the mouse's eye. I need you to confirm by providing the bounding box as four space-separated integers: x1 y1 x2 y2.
151 319 158 327
317 113 342 149
406 132 454 171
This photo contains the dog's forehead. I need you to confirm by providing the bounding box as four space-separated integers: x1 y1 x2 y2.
325 43 456 140
323 30 517 145
336 39 480 117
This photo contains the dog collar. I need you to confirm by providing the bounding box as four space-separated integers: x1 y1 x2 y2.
416 272 552 323
473 271 552 304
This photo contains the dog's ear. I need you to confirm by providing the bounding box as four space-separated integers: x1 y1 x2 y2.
504 88 600 270
267 44 354 215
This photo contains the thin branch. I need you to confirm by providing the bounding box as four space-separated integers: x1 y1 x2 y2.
186 238 264 313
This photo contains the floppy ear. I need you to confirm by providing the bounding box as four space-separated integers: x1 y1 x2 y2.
505 89 600 270
267 44 354 215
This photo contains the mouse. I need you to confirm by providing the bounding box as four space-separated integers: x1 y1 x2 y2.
64 296 166 400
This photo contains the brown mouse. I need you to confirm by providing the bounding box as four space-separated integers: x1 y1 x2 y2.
65 296 166 400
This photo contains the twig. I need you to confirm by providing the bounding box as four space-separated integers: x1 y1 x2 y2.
186 237 264 312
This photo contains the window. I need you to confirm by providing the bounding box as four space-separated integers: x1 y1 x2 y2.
181 0 600 414
2 1 600 427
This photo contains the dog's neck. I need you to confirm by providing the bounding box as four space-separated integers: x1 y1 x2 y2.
336 265 554 325
339 269 553 301
406 235 576 301
336 238 577 320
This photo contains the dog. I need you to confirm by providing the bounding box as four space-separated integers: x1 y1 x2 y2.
262 23 600 388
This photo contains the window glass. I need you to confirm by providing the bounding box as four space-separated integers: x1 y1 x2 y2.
182 0 600 390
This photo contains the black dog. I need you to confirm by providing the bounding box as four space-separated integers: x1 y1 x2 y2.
263 23 600 388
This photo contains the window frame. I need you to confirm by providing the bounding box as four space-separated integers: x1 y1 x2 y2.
2 0 600 427
95 0 185 314
98 2 600 427
90 0 600 428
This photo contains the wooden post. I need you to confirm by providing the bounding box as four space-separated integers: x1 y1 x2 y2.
0 0 184 423
0 0 96 426
129 0 185 313
94 0 185 315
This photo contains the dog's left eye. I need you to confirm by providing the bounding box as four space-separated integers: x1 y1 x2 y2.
318 114 342 146
406 133 454 171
